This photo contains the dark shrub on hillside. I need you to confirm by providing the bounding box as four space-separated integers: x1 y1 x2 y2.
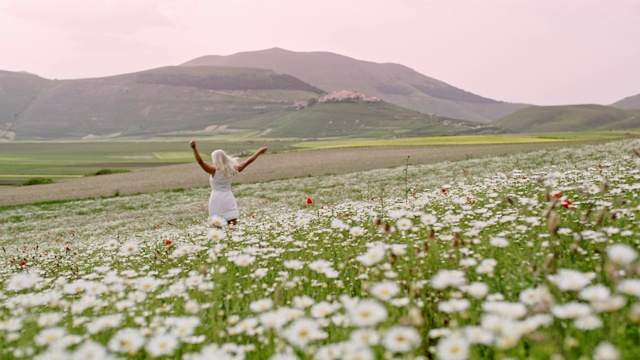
22 178 54 186
90 169 130 176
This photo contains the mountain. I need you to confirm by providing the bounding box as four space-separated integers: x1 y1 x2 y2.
494 104 640 133
2 66 323 140
611 93 640 110
181 48 529 122
0 67 496 140
0 70 50 139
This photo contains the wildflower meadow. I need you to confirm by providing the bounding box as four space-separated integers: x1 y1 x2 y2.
2 139 640 359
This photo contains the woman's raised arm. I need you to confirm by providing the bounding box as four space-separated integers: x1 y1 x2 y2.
190 140 216 175
237 147 267 173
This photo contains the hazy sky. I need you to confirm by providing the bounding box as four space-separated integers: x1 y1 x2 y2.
1 0 639 105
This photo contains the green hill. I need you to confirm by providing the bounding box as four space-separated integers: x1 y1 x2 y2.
611 93 640 110
1 67 497 140
182 48 529 122
232 101 498 138
494 104 640 133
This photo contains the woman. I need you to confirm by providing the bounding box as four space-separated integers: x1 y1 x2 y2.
189 140 267 225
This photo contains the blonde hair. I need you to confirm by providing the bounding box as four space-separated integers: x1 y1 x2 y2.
211 150 239 177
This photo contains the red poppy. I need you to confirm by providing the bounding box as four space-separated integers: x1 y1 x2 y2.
306 197 313 204
441 188 447 194
165 240 173 246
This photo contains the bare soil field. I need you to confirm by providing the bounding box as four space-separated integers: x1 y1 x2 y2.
0 142 592 206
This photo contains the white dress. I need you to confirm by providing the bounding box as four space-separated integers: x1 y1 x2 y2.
208 171 239 222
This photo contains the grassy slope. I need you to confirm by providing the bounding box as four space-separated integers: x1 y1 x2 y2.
494 104 640 132
233 102 497 138
611 92 640 110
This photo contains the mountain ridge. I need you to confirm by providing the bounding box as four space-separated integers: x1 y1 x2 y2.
181 47 529 122
3 48 640 141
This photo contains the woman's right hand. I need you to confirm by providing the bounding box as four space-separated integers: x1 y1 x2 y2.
189 140 197 149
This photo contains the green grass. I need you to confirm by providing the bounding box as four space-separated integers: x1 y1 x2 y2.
1 132 636 184
529 130 640 140
290 132 637 150
495 104 640 133
0 138 295 183
245 102 494 139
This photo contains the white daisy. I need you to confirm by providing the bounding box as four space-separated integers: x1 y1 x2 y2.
281 318 327 348
206 228 226 241
356 246 386 267
348 299 388 327
119 241 139 256
396 218 412 231
233 253 256 267
250 298 274 313
574 315 602 330
145 334 178 357
606 243 637 266
593 341 620 360
34 327 66 347
108 328 145 354
381 326 421 353
617 279 640 297
370 281 400 301
547 268 595 291
6 272 42 291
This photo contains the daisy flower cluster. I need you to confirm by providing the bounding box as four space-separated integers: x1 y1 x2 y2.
1 139 639 359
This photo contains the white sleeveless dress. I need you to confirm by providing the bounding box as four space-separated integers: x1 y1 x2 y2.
208 171 239 222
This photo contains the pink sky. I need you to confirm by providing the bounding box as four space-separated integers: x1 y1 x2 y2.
1 0 638 105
